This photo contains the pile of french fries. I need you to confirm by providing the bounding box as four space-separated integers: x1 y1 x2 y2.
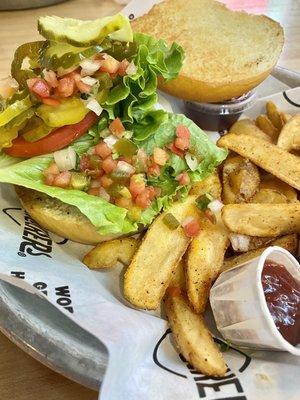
83 101 299 377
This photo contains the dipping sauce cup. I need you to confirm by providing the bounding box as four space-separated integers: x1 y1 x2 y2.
210 246 300 356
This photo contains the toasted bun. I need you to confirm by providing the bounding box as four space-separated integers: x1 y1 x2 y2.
132 0 284 102
15 186 122 245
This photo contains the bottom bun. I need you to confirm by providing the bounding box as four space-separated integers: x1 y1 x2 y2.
15 186 123 245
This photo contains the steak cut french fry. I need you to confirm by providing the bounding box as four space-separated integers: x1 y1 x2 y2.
251 174 298 204
255 114 279 141
190 170 222 199
217 133 300 190
124 196 198 310
222 155 260 204
266 101 284 130
229 118 272 142
277 114 300 152
170 260 186 291
222 234 298 272
165 291 227 377
222 203 300 237
186 215 229 313
83 237 139 269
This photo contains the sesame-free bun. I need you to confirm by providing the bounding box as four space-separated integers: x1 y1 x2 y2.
132 0 284 102
15 186 122 245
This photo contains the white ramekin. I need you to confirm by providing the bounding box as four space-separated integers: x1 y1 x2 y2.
210 246 300 356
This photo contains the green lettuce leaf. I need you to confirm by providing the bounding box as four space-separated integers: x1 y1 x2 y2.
0 155 136 235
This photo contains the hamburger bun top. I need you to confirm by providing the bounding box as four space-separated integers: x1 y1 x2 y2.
132 0 284 102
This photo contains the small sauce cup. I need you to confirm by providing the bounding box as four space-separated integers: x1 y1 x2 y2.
184 91 257 132
210 246 300 355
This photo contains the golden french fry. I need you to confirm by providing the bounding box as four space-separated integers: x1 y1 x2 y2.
251 188 288 203
83 237 139 269
217 133 300 190
124 196 198 310
229 233 273 252
280 112 292 124
255 114 279 141
266 101 284 130
229 118 272 142
165 291 227 377
222 155 260 204
190 170 222 199
277 114 300 152
169 260 186 291
186 214 229 313
222 234 298 272
255 174 298 203
222 203 300 237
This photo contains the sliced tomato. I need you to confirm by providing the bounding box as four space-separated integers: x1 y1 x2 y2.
109 118 125 137
5 111 98 158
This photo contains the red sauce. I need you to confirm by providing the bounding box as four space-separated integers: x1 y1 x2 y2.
262 259 300 346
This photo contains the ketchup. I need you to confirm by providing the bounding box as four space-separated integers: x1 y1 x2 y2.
262 259 300 346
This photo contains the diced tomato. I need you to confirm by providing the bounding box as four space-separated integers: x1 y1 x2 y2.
80 154 91 171
90 179 101 188
88 188 100 196
102 156 117 174
175 136 189 151
147 162 160 178
95 142 112 159
115 197 133 209
109 118 125 137
183 218 200 238
153 147 169 166
41 97 60 106
6 112 99 158
99 54 120 74
43 70 58 88
176 124 190 139
43 162 60 176
44 173 56 186
129 174 146 197
176 172 190 186
100 175 113 188
145 186 156 201
76 79 91 93
56 77 76 97
167 141 184 157
168 286 181 297
53 171 71 188
135 189 151 209
27 78 51 98
118 59 130 76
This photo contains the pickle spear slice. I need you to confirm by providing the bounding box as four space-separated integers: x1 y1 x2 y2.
38 14 133 47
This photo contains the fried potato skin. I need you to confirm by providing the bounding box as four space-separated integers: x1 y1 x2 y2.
277 114 300 152
83 238 139 269
217 133 300 190
165 292 227 377
186 215 229 313
222 155 260 204
222 203 300 237
190 170 222 199
124 196 198 310
222 234 298 272
229 118 272 142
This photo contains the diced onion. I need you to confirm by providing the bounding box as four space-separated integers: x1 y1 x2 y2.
104 134 118 149
208 199 223 213
54 147 76 171
185 152 198 171
80 58 102 77
80 76 98 86
115 161 135 177
0 76 19 99
181 216 194 228
85 98 103 116
125 61 137 76
99 187 110 202
230 234 250 252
